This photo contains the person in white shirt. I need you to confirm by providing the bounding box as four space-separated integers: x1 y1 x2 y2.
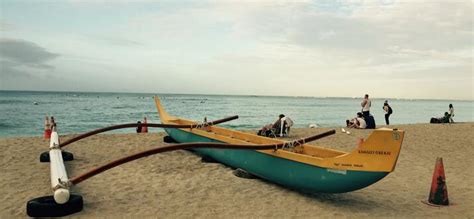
348 112 366 129
361 94 371 119
281 116 294 136
272 114 287 137
356 113 367 129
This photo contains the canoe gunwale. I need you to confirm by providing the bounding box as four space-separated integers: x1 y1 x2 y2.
154 97 404 173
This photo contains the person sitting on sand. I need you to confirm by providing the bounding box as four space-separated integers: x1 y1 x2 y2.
272 114 288 137
347 112 367 129
346 118 358 127
346 113 361 128
281 116 294 136
430 112 451 124
257 114 292 138
441 112 450 123
257 124 274 137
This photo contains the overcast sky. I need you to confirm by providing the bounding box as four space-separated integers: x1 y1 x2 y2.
0 0 472 100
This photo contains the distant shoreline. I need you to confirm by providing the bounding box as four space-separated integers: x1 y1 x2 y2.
1 89 473 102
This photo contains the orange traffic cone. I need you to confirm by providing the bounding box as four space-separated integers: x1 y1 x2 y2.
44 116 52 139
142 117 148 133
426 157 449 206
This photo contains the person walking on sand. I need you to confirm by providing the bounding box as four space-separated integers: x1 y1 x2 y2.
448 104 454 123
383 100 393 125
361 94 371 118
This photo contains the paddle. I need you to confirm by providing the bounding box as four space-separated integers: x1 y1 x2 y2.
69 129 335 185
59 115 239 148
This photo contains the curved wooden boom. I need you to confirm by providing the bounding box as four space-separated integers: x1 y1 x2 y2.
69 130 336 185
59 115 239 148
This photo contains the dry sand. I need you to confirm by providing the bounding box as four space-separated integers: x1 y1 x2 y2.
1 123 473 218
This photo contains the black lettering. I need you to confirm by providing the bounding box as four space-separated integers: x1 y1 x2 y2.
358 150 391 156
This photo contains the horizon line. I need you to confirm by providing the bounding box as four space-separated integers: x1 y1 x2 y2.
0 89 472 102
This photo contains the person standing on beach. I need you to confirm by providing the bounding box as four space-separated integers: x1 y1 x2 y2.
383 100 392 125
361 94 371 118
44 116 51 139
142 117 148 133
50 116 56 131
448 104 454 123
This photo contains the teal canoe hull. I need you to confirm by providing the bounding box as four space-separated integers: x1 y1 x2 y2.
165 128 389 193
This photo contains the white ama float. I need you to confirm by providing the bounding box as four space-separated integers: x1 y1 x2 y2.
27 115 240 217
27 126 83 217
49 130 70 204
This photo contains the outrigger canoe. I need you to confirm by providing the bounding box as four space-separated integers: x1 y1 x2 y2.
154 97 404 193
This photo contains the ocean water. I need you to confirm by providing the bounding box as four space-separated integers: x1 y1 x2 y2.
0 90 472 137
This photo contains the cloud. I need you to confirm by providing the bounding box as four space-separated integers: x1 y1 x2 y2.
98 37 144 47
0 38 59 64
209 1 472 83
0 60 32 78
0 20 15 31
0 38 59 78
1 1 471 99
78 34 144 47
109 0 472 99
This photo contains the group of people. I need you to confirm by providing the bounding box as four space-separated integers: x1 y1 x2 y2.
346 112 367 129
346 94 381 129
430 104 455 124
260 93 455 135
346 94 455 129
136 117 148 133
257 114 294 138
346 94 395 129
44 116 56 139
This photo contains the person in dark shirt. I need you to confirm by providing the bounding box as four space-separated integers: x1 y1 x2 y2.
136 121 142 133
383 100 393 125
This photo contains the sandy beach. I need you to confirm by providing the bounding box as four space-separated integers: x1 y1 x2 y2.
1 123 473 218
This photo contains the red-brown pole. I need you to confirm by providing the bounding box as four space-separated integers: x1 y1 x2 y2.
59 115 239 148
69 129 335 185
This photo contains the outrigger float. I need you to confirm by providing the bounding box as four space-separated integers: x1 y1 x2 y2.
27 96 404 217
